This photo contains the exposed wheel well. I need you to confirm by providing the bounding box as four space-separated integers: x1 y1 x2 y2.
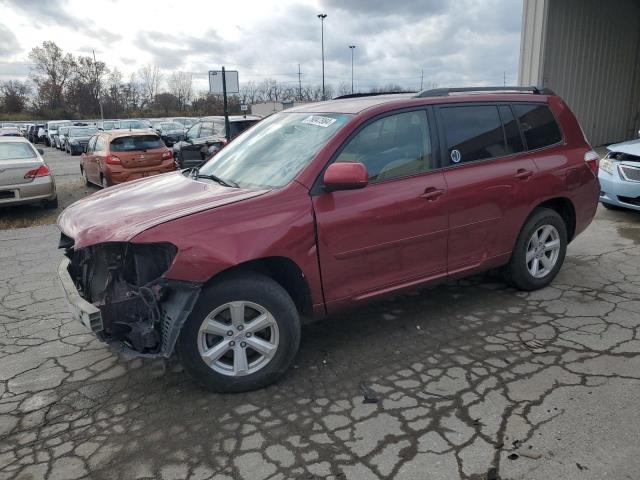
207 257 313 318
534 197 576 241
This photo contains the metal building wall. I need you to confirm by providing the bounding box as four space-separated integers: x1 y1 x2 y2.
519 0 640 146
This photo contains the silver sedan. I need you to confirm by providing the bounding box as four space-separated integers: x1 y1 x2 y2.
0 137 57 208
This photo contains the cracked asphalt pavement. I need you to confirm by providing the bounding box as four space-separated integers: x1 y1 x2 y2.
1 205 639 480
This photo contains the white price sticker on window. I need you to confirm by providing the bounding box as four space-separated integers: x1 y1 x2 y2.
302 115 337 128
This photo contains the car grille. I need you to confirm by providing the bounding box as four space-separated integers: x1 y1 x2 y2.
619 164 640 182
618 196 640 206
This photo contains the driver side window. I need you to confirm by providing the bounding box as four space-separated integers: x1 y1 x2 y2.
335 110 432 182
187 124 201 140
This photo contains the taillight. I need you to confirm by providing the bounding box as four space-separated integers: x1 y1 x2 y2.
162 150 173 160
24 164 51 179
105 155 121 165
584 150 599 176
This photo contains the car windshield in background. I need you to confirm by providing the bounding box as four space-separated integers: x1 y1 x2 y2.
69 127 98 137
198 112 351 189
110 135 163 152
119 120 146 129
161 122 183 130
0 142 36 160
59 127 70 134
229 120 259 138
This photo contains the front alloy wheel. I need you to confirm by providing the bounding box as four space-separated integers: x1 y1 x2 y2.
178 272 301 392
197 301 279 377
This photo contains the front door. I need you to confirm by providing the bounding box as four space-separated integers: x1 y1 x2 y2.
313 109 449 304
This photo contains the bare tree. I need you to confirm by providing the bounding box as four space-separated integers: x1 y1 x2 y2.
1 80 31 113
138 64 163 108
167 71 193 110
336 81 350 97
28 41 76 111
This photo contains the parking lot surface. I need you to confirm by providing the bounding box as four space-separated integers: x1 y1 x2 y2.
1 194 639 479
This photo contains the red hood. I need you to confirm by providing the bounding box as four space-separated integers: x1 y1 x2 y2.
58 172 269 248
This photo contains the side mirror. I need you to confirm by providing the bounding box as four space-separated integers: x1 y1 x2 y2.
37 148 44 155
323 162 368 191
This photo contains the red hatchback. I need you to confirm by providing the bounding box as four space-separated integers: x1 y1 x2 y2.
58 87 599 392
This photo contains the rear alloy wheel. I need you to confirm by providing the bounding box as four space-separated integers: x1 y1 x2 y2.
178 273 301 392
505 208 567 291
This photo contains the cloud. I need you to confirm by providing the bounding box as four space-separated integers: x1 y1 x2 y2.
0 23 20 57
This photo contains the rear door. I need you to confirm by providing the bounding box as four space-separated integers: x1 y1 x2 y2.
82 136 98 182
436 103 538 274
313 108 449 305
179 123 203 166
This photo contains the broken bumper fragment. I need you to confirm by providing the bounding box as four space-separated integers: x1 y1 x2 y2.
58 257 103 333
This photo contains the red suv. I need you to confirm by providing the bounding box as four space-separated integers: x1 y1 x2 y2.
58 87 599 392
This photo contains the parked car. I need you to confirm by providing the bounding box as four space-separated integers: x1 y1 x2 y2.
0 127 23 137
173 115 261 168
57 87 599 392
169 117 198 128
599 138 640 211
1 122 18 128
55 126 71 149
27 125 39 143
154 121 187 147
45 120 72 147
96 120 120 131
65 126 98 155
117 119 151 130
79 130 175 188
0 136 57 208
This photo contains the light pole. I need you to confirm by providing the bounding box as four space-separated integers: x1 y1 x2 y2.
348 45 356 94
318 13 327 100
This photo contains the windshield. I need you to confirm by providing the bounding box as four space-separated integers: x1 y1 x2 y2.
0 142 36 160
119 120 145 129
198 112 351 189
59 127 70 135
160 122 183 130
110 135 163 152
70 127 98 137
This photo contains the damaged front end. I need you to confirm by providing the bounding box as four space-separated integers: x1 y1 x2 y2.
59 236 201 357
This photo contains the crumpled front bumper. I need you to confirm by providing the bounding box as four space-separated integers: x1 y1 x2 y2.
57 257 103 333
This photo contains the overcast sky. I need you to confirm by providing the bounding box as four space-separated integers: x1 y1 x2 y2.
0 0 523 92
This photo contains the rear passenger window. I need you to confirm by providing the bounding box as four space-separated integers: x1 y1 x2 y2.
336 110 433 182
499 106 524 154
512 104 562 150
441 106 507 164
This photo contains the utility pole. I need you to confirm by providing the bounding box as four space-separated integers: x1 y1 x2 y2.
420 68 424 91
503 71 506 87
298 64 302 100
349 45 356 94
318 13 327 100
93 50 104 121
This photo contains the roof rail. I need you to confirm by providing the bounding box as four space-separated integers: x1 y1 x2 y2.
414 86 555 98
333 91 416 100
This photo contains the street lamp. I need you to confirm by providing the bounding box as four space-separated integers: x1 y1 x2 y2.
348 45 356 94
318 13 327 100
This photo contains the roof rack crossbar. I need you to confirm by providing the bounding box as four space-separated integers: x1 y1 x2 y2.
333 91 416 100
414 86 554 98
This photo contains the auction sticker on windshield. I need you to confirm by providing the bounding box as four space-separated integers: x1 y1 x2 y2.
302 115 337 128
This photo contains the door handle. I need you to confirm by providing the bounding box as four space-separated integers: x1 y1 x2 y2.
420 187 445 201
515 169 533 180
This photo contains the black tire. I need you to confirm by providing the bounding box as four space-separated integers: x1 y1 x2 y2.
177 272 301 393
43 196 58 209
504 208 567 291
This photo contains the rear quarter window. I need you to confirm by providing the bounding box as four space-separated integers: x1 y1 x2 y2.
512 104 562 150
110 135 163 152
